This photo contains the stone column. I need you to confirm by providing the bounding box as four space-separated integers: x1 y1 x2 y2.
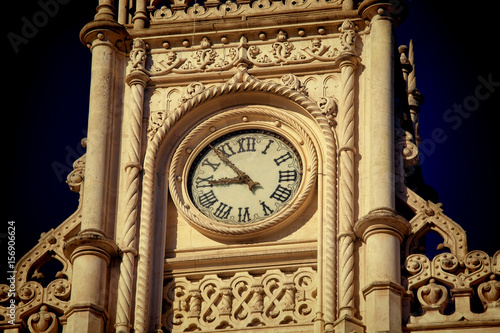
132 0 148 29
356 1 409 333
367 7 396 210
64 10 125 333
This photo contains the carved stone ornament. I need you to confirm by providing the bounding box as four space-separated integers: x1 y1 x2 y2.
168 105 318 241
162 267 317 331
145 33 347 77
149 0 343 24
27 305 58 333
130 38 147 70
405 250 500 325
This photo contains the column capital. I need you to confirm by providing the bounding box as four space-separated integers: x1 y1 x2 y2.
338 53 360 69
358 0 408 27
63 231 119 264
126 70 150 87
80 19 128 51
354 207 410 242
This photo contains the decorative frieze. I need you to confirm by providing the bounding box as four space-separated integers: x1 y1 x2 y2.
149 0 344 24
162 267 317 331
144 35 346 77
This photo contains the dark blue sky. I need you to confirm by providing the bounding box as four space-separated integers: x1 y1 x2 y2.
3 1 499 265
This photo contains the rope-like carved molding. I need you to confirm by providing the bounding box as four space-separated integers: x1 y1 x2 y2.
133 67 338 333
168 105 318 238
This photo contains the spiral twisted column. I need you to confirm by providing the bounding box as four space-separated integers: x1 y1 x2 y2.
115 69 149 333
337 56 357 319
327 18 363 333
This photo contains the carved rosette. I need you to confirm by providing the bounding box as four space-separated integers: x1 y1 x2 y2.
162 268 317 331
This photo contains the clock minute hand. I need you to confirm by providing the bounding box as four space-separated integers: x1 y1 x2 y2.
209 145 242 175
208 145 260 191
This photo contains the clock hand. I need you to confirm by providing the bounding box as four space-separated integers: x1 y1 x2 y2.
209 176 245 185
208 145 260 191
209 175 260 191
209 145 243 175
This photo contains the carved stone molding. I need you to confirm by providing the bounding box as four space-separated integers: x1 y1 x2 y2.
143 34 350 78
149 0 344 24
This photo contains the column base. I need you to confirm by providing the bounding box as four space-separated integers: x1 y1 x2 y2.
334 315 365 333
63 302 107 333
362 281 405 333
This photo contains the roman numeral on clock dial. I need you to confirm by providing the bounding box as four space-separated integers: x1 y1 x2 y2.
214 202 233 219
237 137 256 153
279 170 297 182
199 190 218 208
270 184 292 202
274 151 292 166
195 175 214 188
238 207 251 222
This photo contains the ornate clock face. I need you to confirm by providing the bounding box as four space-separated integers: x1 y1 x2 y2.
188 130 302 224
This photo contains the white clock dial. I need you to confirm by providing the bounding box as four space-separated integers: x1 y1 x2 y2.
188 130 302 224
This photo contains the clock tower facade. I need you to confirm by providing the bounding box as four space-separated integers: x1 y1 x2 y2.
2 1 500 333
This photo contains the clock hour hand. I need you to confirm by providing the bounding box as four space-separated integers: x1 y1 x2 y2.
209 175 260 191
209 176 245 185
208 145 260 191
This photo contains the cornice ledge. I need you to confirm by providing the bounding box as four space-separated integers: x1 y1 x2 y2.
354 207 410 242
